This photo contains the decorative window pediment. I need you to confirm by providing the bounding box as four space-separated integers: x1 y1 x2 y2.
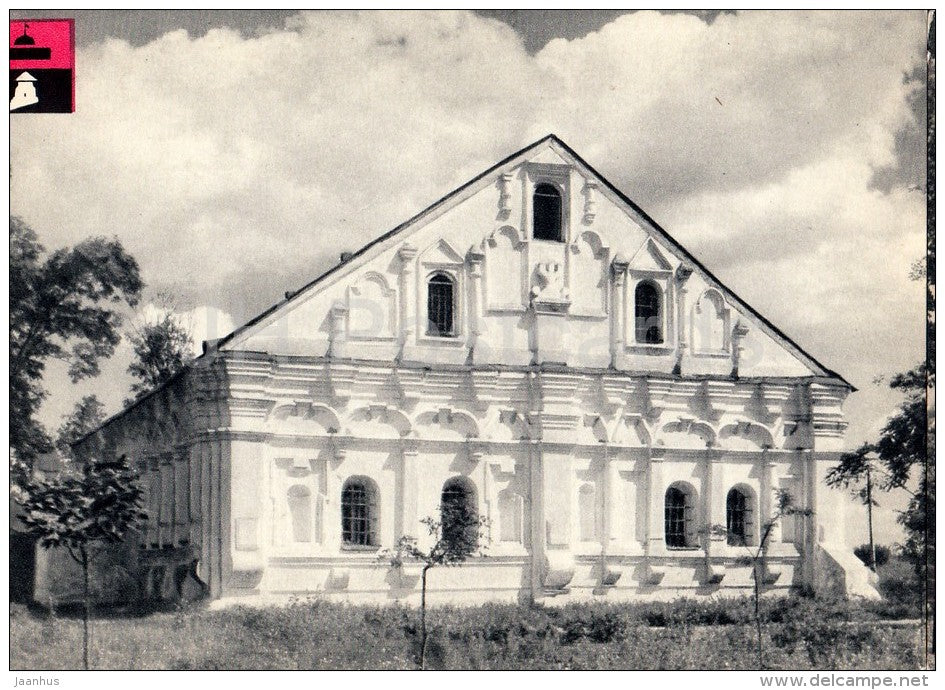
419 239 465 340
625 239 675 351
421 238 464 267
629 238 673 274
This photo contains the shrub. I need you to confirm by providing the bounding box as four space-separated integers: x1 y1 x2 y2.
854 543 891 568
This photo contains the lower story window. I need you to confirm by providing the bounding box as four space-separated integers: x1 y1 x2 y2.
342 478 378 546
665 485 693 548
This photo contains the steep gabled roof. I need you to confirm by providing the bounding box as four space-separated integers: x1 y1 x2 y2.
217 133 851 388
76 134 852 449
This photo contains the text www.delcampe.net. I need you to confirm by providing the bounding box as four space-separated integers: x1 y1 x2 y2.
760 675 930 688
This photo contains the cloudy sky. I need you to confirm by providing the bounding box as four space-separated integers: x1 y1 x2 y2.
11 10 927 541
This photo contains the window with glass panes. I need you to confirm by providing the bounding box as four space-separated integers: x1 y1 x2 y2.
665 486 691 548
427 273 455 336
341 479 377 546
727 487 752 546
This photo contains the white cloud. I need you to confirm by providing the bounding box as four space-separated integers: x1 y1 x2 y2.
12 10 926 461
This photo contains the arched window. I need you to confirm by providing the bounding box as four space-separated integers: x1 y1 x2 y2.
287 485 312 543
427 273 455 337
726 486 754 546
341 477 378 547
533 183 563 241
635 281 663 344
441 476 478 553
665 484 695 548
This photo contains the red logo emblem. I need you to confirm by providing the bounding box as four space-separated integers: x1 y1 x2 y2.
10 19 75 113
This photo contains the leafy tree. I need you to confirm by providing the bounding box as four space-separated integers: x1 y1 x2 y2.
826 364 933 604
707 490 811 670
10 217 142 484
55 394 106 457
125 310 193 405
854 543 891 569
382 500 488 669
20 455 146 669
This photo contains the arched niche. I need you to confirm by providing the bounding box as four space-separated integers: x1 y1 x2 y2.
347 271 396 339
269 402 341 434
657 419 716 449
718 421 774 451
346 406 412 439
484 225 526 311
692 288 730 353
497 488 524 544
287 484 313 543
414 408 480 441
569 230 608 315
578 482 601 542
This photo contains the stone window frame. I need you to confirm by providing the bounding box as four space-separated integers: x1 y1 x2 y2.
664 481 698 549
726 483 757 547
341 476 380 550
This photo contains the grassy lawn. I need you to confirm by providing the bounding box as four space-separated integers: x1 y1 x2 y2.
10 595 928 670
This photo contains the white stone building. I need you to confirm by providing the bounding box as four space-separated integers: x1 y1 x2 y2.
72 135 877 605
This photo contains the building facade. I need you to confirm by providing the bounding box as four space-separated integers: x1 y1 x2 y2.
72 136 877 605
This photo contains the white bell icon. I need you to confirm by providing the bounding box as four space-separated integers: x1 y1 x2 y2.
10 72 39 111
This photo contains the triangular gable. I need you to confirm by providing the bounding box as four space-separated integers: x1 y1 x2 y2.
629 238 673 272
419 238 464 265
217 134 851 389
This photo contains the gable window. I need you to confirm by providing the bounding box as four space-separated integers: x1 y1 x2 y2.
635 280 663 344
726 486 754 546
427 272 455 337
342 477 378 547
665 483 695 548
533 183 563 242
441 476 478 554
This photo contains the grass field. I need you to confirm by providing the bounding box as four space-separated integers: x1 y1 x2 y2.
10 594 930 670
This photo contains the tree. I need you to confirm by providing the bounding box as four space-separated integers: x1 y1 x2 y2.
707 489 811 670
125 309 193 405
825 364 933 601
55 394 106 457
19 455 146 669
10 217 143 485
382 500 488 669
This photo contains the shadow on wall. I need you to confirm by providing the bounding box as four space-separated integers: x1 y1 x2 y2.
28 539 208 611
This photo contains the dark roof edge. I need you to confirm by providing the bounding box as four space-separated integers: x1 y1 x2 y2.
69 365 194 449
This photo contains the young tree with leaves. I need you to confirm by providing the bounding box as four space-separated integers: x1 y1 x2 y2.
382 499 489 669
20 455 146 670
707 489 811 670
10 217 142 485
